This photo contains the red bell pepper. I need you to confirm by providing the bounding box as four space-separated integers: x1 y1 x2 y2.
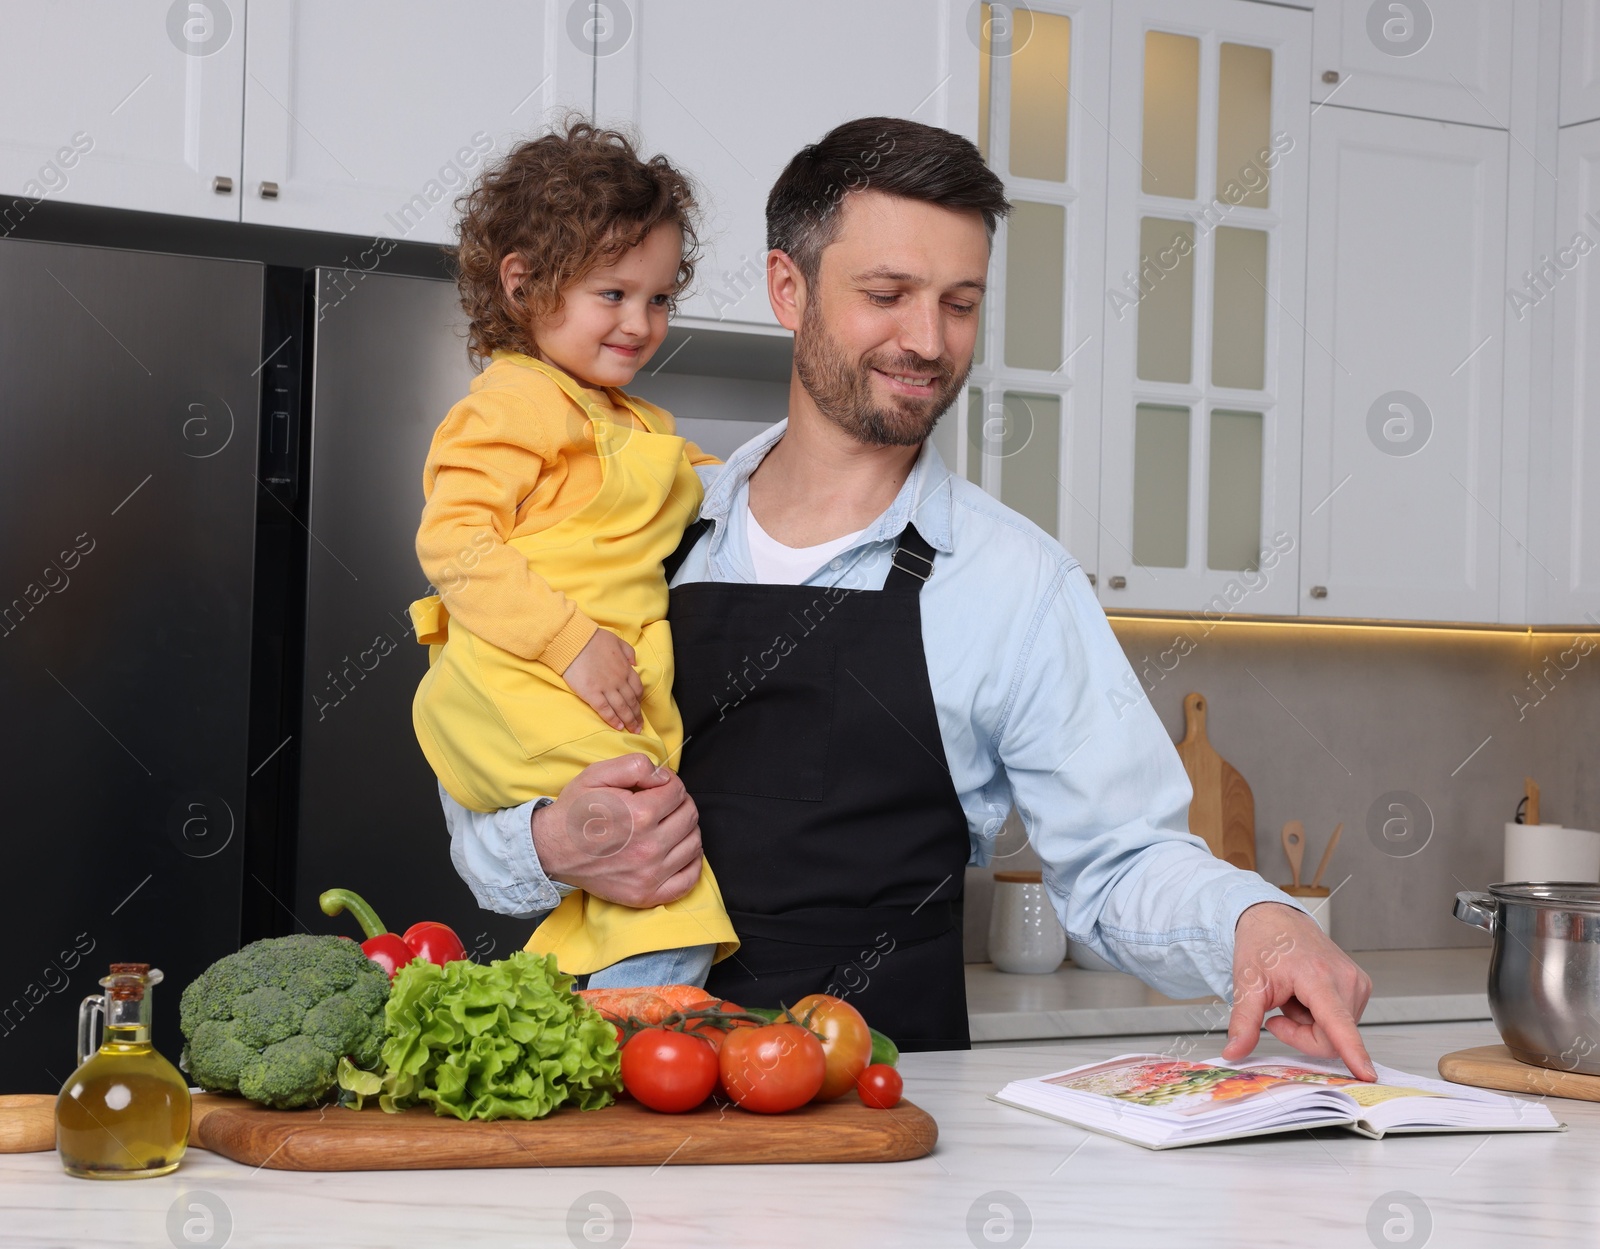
318 888 466 978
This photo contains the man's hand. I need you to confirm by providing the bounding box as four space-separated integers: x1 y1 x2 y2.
530 754 702 907
1222 901 1376 1080
564 628 644 733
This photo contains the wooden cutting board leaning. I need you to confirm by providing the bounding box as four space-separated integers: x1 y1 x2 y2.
0 1092 938 1169
1174 692 1257 871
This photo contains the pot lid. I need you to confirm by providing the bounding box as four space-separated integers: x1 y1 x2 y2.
1489 882 1600 908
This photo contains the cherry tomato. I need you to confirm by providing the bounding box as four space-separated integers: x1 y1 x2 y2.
719 1023 826 1113
790 993 873 1101
620 1028 719 1114
856 1064 903 1109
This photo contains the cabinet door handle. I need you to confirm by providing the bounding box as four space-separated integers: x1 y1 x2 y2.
259 181 280 200
1109 575 1127 590
1086 572 1097 587
1309 585 1328 599
1322 70 1340 84
212 176 233 194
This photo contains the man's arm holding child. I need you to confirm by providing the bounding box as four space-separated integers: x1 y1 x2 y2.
441 754 704 915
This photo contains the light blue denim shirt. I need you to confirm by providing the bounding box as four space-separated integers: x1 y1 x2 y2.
437 420 1307 1001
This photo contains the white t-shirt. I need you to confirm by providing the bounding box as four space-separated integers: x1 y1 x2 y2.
744 503 867 586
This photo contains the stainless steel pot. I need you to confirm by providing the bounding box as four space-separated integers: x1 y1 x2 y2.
1454 883 1600 1074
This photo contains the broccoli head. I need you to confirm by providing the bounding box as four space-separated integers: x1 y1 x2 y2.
179 934 389 1109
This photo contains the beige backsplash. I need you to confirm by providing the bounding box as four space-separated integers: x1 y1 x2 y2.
964 616 1600 961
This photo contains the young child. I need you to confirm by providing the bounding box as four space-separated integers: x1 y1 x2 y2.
408 121 737 988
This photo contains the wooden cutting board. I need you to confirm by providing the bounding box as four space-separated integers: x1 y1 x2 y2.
1175 692 1256 871
195 1096 938 1170
1439 1045 1600 1102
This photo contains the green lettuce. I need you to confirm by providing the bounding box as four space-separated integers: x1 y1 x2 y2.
338 951 621 1120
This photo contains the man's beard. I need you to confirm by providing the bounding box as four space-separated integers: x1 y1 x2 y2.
793 295 969 448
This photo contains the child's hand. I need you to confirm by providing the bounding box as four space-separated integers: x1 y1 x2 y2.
564 628 644 733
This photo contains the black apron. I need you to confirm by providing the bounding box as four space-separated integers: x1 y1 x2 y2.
666 519 973 1051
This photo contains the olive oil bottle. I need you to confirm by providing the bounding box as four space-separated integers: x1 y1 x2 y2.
56 964 190 1179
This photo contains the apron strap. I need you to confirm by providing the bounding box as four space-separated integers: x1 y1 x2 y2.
884 525 937 591
664 516 712 582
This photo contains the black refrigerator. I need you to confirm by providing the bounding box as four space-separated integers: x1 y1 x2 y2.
0 244 540 1094
287 267 537 964
0 237 261 1092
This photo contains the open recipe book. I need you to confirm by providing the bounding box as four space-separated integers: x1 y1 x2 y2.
991 1053 1564 1150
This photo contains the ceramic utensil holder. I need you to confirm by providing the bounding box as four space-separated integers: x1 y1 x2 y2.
1280 884 1333 939
989 870 1066 974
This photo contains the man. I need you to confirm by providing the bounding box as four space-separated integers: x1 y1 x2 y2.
442 117 1374 1071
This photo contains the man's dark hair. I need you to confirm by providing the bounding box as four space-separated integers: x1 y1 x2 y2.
766 116 1011 283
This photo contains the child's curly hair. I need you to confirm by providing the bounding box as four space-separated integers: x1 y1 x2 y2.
455 117 700 362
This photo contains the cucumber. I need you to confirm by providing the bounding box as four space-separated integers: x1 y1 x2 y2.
745 1005 899 1067
869 1027 900 1068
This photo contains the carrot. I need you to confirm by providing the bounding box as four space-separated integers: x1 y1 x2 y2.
577 984 714 1025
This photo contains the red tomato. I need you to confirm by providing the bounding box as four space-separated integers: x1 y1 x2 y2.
719 1023 826 1113
856 1064 903 1109
620 1028 719 1114
790 993 873 1101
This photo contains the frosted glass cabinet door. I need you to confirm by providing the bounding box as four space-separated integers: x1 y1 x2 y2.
595 0 977 327
1531 118 1600 624
1098 0 1309 614
0 1 244 220
241 1 592 241
965 2 1113 582
1310 0 1518 128
1300 106 1508 623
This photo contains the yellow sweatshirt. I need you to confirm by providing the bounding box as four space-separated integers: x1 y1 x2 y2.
415 352 719 674
409 351 737 973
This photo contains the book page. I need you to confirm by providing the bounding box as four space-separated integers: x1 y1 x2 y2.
1042 1056 1347 1119
1231 1061 1441 1108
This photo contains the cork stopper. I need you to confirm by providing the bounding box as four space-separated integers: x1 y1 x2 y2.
106 963 151 1001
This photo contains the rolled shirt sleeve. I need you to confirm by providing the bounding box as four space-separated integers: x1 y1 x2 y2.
995 564 1310 1001
436 783 574 920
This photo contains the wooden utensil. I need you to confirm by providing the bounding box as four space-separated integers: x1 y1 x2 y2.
0 1095 54 1153
0 1092 230 1155
1280 820 1306 888
1309 823 1343 890
195 1096 939 1171
1440 1044 1600 1102
1524 777 1541 826
1175 692 1257 871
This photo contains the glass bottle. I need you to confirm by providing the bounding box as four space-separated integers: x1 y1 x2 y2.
55 963 191 1179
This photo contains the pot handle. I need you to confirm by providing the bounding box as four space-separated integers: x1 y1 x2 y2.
1453 890 1496 933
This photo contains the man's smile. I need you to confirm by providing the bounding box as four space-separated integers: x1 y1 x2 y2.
872 367 938 394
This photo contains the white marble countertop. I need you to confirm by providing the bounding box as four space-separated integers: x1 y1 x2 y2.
4 1018 1590 1248
967 947 1492 1043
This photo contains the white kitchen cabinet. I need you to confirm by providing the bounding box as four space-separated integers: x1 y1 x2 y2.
1096 0 1311 614
1300 105 1510 623
1562 0 1600 125
0 1 244 221
241 1 591 242
1310 0 1519 128
1530 118 1600 624
593 0 978 328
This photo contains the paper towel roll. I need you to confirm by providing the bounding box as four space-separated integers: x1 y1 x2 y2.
1503 822 1600 883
